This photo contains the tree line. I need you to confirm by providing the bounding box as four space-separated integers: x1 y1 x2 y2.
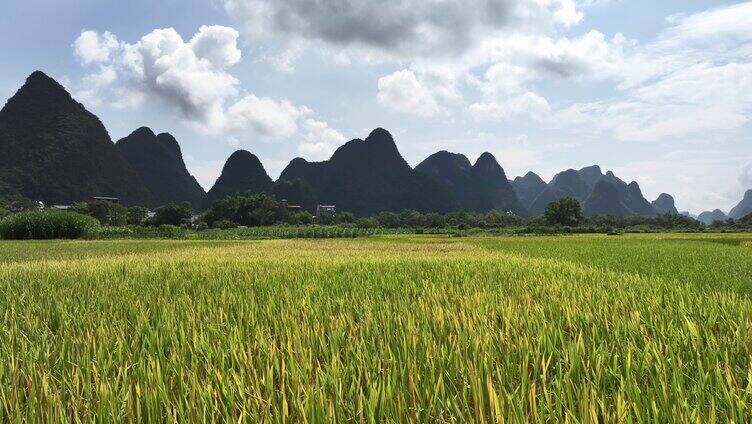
2 192 750 236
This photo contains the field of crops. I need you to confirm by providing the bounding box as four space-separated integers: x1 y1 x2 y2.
1 234 752 422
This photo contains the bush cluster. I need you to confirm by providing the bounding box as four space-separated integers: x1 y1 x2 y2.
0 211 101 240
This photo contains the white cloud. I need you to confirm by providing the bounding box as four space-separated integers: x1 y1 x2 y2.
73 30 119 65
469 91 551 122
551 3 752 142
377 69 444 117
226 94 309 137
189 25 243 68
73 26 342 145
297 119 347 161
75 65 117 107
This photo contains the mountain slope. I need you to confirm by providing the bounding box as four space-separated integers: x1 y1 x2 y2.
729 190 752 220
576 165 604 189
415 151 478 210
203 150 273 209
116 127 205 209
697 209 728 225
415 151 527 215
529 186 569 215
528 169 589 215
0 71 149 205
471 153 527 215
583 180 631 217
279 128 457 215
511 172 547 210
551 169 591 201
652 193 679 215
624 182 658 216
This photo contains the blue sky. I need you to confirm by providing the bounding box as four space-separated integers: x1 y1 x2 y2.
1 0 750 213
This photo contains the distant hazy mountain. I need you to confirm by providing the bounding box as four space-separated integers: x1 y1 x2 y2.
528 169 589 215
416 151 527 215
279 128 456 216
652 193 679 215
0 71 149 205
680 211 699 219
729 190 752 220
116 127 205 209
524 165 660 217
697 209 728 225
583 180 631 217
511 172 547 210
552 169 592 201
528 186 569 216
203 150 273 209
576 165 604 189
624 182 657 216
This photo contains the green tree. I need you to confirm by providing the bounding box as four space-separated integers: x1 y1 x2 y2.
250 195 281 226
739 213 752 228
376 212 400 228
154 202 193 226
317 211 336 225
77 200 127 226
127 206 149 226
204 194 283 227
423 212 446 229
336 211 356 224
544 197 584 227
0 192 39 212
288 211 314 225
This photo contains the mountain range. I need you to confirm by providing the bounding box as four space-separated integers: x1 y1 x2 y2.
1 71 749 220
511 165 666 218
414 151 526 215
0 71 150 205
278 128 456 216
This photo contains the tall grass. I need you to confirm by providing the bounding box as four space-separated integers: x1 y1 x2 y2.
0 235 751 421
0 210 100 240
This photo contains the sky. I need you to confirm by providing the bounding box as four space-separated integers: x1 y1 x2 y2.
0 0 750 214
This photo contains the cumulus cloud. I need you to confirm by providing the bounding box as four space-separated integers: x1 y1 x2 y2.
73 30 119 64
377 70 445 117
297 119 347 161
73 26 340 144
225 95 309 137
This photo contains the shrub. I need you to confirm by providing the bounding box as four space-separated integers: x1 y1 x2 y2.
213 219 238 229
156 225 186 238
0 211 101 240
98 226 135 239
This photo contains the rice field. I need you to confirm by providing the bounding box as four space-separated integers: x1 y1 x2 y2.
1 234 752 422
